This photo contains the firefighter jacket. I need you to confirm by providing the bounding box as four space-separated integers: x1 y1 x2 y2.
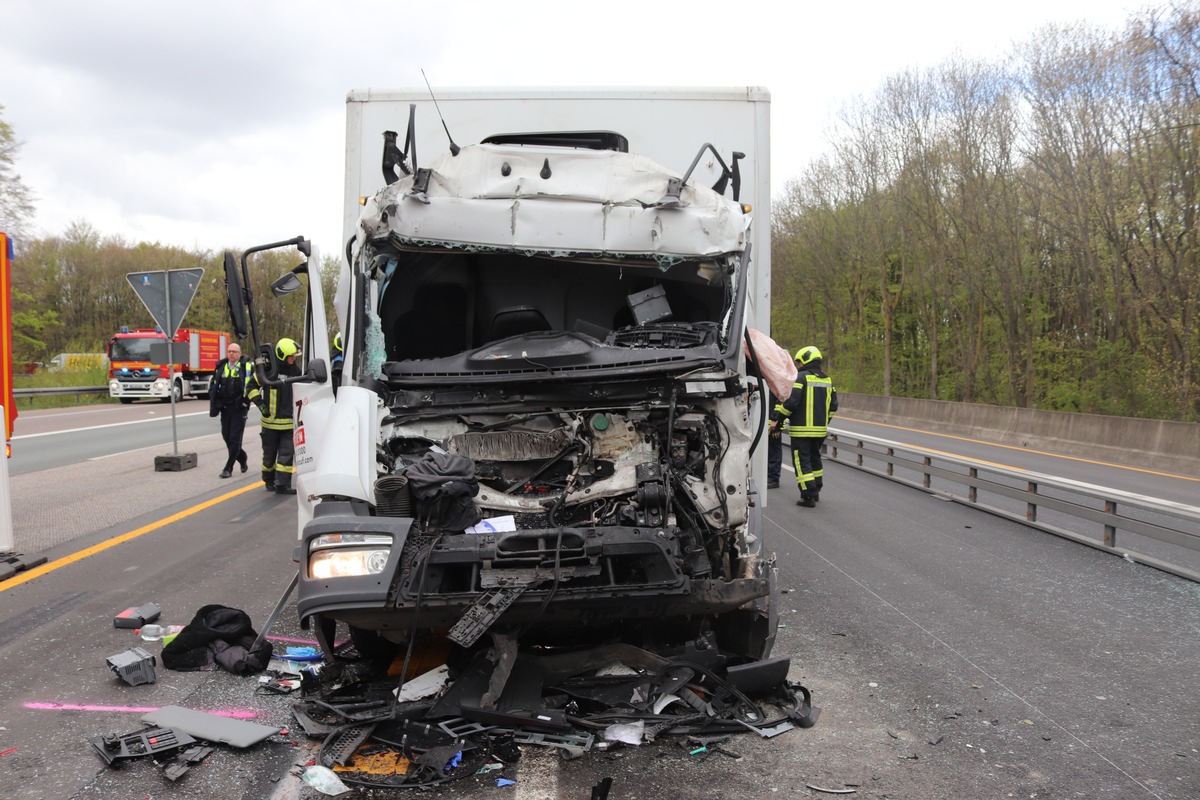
772 367 838 438
247 363 298 432
209 357 252 415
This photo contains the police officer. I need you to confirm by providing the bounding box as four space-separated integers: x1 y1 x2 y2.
770 346 838 507
210 343 252 478
247 337 301 495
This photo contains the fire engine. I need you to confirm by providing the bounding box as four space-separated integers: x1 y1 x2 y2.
107 327 228 403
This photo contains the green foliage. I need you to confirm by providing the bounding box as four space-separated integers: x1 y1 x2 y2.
9 224 309 364
771 3 1200 421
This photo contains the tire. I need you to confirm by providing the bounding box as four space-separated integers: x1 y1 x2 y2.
119 397 134 405
164 380 183 404
349 626 402 663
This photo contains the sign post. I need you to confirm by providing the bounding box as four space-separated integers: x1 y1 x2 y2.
126 268 204 472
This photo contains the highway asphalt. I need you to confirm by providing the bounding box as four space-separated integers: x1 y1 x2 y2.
0 407 1196 798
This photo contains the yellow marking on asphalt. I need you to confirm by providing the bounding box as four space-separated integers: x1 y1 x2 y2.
0 482 265 592
836 415 1199 483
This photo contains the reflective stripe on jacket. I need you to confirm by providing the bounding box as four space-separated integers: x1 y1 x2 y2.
777 370 837 437
247 375 294 431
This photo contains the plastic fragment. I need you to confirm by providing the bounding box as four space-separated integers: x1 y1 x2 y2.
497 777 517 787
603 721 644 745
301 765 351 795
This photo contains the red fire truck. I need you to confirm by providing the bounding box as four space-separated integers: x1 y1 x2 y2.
107 327 228 403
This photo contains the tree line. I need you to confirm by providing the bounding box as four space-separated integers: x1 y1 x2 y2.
772 3 1200 422
8 221 319 366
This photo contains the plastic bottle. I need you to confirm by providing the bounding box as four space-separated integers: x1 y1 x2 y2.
136 624 183 642
137 624 165 642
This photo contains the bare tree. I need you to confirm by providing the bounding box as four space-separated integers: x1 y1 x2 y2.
0 104 36 241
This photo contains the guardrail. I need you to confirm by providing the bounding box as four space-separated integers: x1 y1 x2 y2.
825 429 1200 584
13 386 109 406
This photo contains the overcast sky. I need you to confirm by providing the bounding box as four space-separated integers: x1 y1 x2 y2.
2 0 1147 260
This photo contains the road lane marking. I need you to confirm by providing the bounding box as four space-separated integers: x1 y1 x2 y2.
834 415 1198 483
12 410 211 439
0 482 265 593
25 702 260 718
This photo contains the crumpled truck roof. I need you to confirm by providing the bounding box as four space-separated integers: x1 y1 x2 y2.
355 143 750 261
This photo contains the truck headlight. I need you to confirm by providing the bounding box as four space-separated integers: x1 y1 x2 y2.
153 378 169 391
308 533 393 579
109 380 120 392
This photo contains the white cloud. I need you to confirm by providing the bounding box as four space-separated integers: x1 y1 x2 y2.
1 0 1146 257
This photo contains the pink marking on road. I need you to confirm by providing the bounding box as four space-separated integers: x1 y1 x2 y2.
267 634 350 648
24 702 258 719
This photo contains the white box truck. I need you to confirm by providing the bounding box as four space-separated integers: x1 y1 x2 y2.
226 87 778 661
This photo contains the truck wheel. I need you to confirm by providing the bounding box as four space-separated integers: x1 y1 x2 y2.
119 397 134 405
349 626 401 663
167 380 183 403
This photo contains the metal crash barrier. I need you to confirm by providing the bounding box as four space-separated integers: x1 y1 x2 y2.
824 430 1200 584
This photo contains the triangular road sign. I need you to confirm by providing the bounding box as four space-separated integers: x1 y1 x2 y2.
126 268 204 338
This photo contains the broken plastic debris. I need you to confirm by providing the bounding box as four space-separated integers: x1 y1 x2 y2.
805 785 856 794
603 721 645 745
395 664 451 701
652 693 682 715
596 662 640 677
496 778 517 787
466 515 517 534
285 646 321 661
301 765 351 795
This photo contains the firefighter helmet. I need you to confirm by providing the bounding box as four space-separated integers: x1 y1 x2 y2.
795 345 822 366
333 332 343 353
276 337 301 361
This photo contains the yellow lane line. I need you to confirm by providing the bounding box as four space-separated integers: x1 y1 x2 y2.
0 482 265 593
835 415 1199 483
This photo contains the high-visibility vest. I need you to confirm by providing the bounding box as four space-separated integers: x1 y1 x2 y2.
247 377 294 431
782 372 836 437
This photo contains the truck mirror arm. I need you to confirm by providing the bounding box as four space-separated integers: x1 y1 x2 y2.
256 358 328 388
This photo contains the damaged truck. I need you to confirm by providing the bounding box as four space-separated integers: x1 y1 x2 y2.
225 87 777 664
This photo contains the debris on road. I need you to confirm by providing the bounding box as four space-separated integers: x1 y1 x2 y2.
105 646 157 686
112 602 161 629
274 633 819 790
160 604 273 675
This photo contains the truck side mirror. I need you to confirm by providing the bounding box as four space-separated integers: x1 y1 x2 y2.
305 358 329 384
271 271 304 298
223 252 250 339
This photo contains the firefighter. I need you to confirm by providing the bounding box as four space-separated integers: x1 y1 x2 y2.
210 343 252 478
770 345 838 507
247 337 301 495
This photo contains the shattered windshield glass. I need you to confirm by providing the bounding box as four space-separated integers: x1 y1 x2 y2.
371 246 738 365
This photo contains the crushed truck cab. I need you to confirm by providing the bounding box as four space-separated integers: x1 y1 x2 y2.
230 88 776 660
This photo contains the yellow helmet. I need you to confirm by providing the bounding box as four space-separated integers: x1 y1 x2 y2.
333 332 343 352
795 345 822 365
275 337 301 360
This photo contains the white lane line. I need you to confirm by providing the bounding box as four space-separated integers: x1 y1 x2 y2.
86 435 220 461
13 411 211 439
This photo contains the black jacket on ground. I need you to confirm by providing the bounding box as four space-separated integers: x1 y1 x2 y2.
161 604 272 674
